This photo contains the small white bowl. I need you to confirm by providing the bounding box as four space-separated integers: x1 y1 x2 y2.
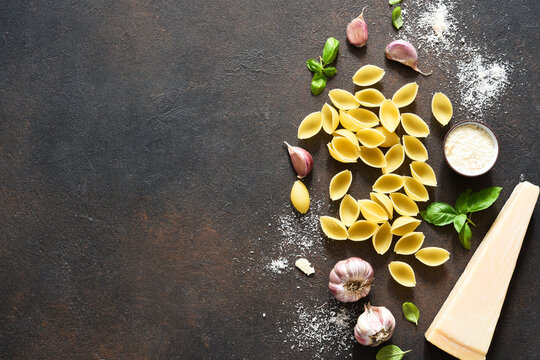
443 121 499 177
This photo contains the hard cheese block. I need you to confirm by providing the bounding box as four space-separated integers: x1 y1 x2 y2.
425 181 539 360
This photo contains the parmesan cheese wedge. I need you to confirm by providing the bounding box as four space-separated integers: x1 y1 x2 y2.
425 181 539 360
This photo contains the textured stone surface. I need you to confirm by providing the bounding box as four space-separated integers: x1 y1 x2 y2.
0 0 538 359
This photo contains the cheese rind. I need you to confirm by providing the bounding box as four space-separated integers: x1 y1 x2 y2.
425 182 539 360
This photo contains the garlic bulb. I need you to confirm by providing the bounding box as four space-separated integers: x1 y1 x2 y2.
354 303 396 346
328 257 374 302
347 8 368 48
284 141 313 178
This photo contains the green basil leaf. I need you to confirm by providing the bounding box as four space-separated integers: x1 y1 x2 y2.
311 72 327 96
322 37 340 64
467 187 502 213
306 59 323 73
453 214 467 233
459 223 472 249
376 344 412 360
392 6 404 30
455 189 472 214
402 302 420 325
420 202 458 226
389 0 402 4
322 66 337 77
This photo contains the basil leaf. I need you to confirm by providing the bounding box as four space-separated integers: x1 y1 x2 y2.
467 187 502 213
459 223 472 249
392 6 404 30
322 37 340 64
311 72 327 96
455 189 471 214
322 66 337 77
453 213 467 233
389 0 402 4
306 59 323 73
402 302 420 325
376 344 412 360
420 202 458 226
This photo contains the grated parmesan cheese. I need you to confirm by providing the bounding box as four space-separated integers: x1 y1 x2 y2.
444 124 497 175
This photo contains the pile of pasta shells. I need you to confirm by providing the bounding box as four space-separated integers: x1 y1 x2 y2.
296 64 453 287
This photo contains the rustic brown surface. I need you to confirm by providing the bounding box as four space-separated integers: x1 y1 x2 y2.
0 0 539 359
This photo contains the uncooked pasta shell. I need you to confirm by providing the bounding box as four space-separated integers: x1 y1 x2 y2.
333 129 360 149
354 88 386 107
329 170 353 201
374 126 400 147
391 216 421 236
415 247 450 266
290 180 310 214
358 146 386 168
332 137 359 161
394 232 425 255
352 65 385 86
379 99 400 133
372 174 404 193
329 89 360 110
356 128 385 148
403 176 429 202
410 161 437 186
347 108 380 128
382 144 405 174
321 103 339 134
432 92 453 126
401 113 430 138
340 110 364 131
403 135 428 162
372 221 392 254
320 216 349 240
297 111 323 139
358 199 388 223
327 143 357 163
388 261 416 287
348 220 379 241
339 194 360 227
370 192 393 220
392 82 419 108
390 193 419 216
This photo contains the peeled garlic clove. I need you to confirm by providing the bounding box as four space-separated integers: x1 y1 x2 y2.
354 303 396 346
290 180 310 214
328 257 374 302
347 8 368 48
385 40 432 76
284 142 313 179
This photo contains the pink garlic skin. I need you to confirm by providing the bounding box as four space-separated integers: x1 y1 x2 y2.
385 40 432 76
354 304 396 346
284 142 313 178
347 9 368 47
328 257 374 303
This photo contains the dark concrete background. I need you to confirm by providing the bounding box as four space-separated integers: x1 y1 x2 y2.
0 0 538 359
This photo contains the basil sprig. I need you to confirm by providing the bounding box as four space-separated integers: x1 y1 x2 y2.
389 0 402 5
392 6 404 30
376 345 411 360
306 37 339 95
402 302 420 325
421 187 502 249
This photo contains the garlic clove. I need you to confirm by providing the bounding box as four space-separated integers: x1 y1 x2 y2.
347 8 368 48
354 303 396 346
385 40 432 76
284 141 313 179
328 257 374 302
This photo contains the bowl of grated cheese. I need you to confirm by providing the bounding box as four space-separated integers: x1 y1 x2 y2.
443 121 499 177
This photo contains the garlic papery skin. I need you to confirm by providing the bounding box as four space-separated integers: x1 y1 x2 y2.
354 303 396 346
284 141 313 178
328 257 374 303
347 8 368 47
385 40 432 76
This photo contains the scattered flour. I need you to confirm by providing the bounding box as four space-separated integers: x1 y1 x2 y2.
267 257 289 274
398 1 511 118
